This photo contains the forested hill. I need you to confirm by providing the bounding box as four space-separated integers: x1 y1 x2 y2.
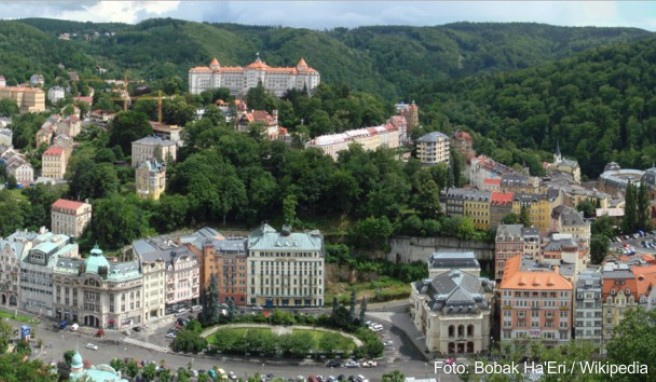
6 18 653 98
411 36 656 179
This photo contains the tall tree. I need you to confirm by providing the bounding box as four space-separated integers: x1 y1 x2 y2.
349 288 356 321
359 297 367 325
382 371 405 382
202 274 221 326
590 235 609 264
637 182 650 231
519 206 531 227
332 296 339 315
606 307 656 382
622 181 638 234
108 111 153 154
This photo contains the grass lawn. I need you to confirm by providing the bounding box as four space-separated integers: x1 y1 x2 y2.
0 308 40 324
325 276 410 306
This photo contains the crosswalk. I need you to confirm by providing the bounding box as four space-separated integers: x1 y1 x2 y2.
122 337 170 353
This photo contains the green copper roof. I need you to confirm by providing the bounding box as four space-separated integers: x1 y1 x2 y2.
248 223 322 252
84 245 110 274
71 352 83 369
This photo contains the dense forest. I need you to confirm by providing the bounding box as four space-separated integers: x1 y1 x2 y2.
3 18 652 99
411 37 656 178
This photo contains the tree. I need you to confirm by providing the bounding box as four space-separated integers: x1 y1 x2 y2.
382 370 405 382
349 289 356 321
412 179 441 219
519 206 531 227
0 98 19 117
606 307 656 382
141 363 157 381
590 235 609 264
638 182 650 231
622 181 638 234
576 199 597 218
202 274 221 326
81 194 149 250
282 194 298 227
359 297 367 324
332 297 339 315
349 216 394 251
108 111 152 154
458 216 476 240
501 213 520 224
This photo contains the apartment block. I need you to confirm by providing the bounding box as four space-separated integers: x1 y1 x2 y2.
131 136 177 167
416 131 450 165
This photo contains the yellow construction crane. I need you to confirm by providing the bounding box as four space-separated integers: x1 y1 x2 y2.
112 91 174 123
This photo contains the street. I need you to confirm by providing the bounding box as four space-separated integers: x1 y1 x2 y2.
18 311 463 381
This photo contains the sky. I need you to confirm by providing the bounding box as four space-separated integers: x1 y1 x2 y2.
1 1 656 31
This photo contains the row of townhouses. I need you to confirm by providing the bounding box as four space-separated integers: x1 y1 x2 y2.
0 224 324 329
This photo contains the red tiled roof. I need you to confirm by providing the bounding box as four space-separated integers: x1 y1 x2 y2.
491 191 514 204
52 198 86 211
484 178 501 185
44 147 64 156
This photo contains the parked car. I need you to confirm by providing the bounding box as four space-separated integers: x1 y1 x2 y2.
326 360 341 368
132 326 142 332
344 360 359 368
69 323 79 331
383 340 393 346
165 332 177 339
85 343 98 350
54 319 68 330
369 324 383 332
228 371 238 380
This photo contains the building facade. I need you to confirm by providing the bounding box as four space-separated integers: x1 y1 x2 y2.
53 245 142 328
135 159 166 200
41 146 67 179
131 136 177 167
247 224 324 307
574 271 602 346
51 199 92 238
499 255 573 346
410 269 492 355
47 86 65 104
19 230 78 316
1 148 33 185
0 86 45 113
165 247 200 314
416 132 450 165
189 55 320 96
494 224 524 282
551 205 591 245
305 123 400 161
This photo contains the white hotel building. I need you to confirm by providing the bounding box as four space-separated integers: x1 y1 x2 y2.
188 55 320 96
305 123 400 160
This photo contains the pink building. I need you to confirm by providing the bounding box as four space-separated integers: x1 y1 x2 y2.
499 255 573 346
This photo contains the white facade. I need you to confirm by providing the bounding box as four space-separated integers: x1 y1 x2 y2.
47 86 65 104
165 248 200 311
305 123 400 161
2 148 33 185
574 271 602 345
0 128 12 146
51 199 92 238
189 56 320 96
416 132 450 165
247 224 324 308
131 136 177 167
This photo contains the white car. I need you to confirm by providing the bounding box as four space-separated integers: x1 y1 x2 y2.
70 323 79 331
85 343 98 350
369 324 383 332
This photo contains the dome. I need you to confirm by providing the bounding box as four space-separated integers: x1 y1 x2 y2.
71 352 83 369
84 245 110 275
604 162 621 172
641 168 656 187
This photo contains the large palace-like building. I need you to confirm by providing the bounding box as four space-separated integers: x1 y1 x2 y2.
188 54 320 96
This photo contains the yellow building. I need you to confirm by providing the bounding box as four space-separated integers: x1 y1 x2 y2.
135 160 166 200
512 192 560 233
463 191 491 230
0 86 45 113
41 146 67 179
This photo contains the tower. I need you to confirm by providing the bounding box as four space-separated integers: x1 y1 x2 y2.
554 140 562 163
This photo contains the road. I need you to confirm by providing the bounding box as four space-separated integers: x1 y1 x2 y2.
13 305 462 382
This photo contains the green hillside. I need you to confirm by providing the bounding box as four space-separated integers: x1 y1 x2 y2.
9 18 653 99
412 36 656 178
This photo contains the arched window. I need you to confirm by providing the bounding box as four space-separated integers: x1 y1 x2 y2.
467 324 474 337
448 325 455 337
458 325 465 337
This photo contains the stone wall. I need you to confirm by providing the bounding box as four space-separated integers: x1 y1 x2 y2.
387 236 495 264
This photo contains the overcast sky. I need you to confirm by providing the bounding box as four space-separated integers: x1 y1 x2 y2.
2 1 656 30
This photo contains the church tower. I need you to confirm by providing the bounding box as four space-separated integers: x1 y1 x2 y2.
554 140 562 163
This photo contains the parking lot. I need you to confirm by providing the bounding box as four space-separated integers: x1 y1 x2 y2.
609 230 656 256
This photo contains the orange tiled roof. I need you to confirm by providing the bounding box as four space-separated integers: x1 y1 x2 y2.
210 58 219 67
52 198 86 211
485 178 501 186
499 255 572 290
602 272 638 299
